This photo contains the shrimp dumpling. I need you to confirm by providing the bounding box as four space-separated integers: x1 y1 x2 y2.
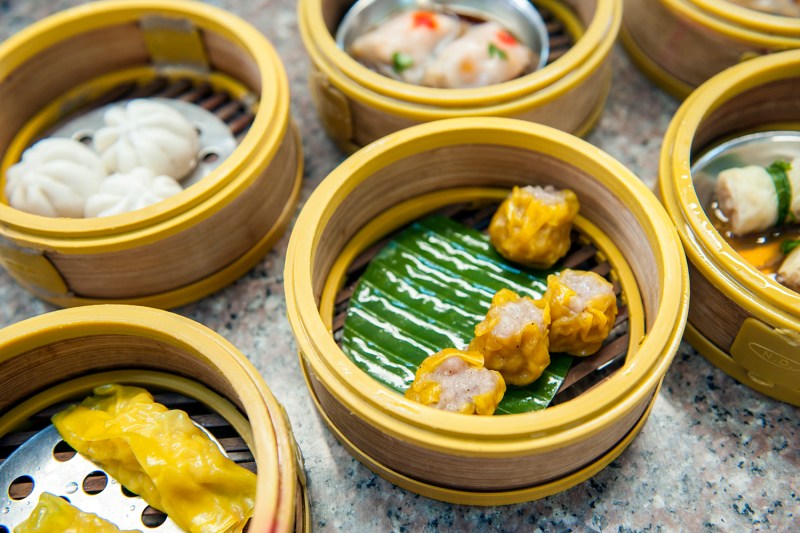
94 99 199 180
489 185 580 268
468 289 551 386
5 138 106 218
715 159 800 235
545 269 618 356
84 167 183 217
405 349 506 415
349 10 463 85
422 22 535 88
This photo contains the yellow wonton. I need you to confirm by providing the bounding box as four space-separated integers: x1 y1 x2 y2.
469 288 551 386
489 185 580 268
14 492 137 533
52 384 256 533
545 269 618 356
405 348 506 415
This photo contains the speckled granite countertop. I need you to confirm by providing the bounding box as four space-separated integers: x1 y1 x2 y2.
0 1 797 531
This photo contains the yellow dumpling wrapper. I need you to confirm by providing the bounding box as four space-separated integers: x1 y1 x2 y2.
545 269 618 356
405 349 506 415
14 492 137 533
51 384 256 533
489 185 580 268
468 288 551 386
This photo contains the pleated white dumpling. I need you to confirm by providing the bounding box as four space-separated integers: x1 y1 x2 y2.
5 138 106 218
422 22 535 89
94 99 199 180
84 167 183 218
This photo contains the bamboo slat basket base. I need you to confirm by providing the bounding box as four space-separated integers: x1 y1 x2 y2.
0 1 302 309
302 0 620 151
299 354 660 505
0 306 308 533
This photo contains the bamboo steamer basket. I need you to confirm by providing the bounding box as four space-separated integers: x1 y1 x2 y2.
284 117 689 504
0 305 309 532
298 0 620 152
621 0 800 99
660 51 800 406
0 0 302 309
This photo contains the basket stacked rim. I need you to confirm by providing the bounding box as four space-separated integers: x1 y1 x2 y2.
659 50 800 406
285 117 689 504
0 0 302 309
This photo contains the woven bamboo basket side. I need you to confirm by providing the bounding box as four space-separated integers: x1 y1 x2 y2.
0 335 242 414
0 24 148 151
309 144 661 330
623 0 752 90
305 360 653 490
691 77 800 150
48 132 298 298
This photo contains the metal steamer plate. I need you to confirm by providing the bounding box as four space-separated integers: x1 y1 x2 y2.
0 424 225 532
49 97 238 189
691 131 800 207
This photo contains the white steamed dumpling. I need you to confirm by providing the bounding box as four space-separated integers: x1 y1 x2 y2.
94 99 200 181
84 167 183 218
5 138 106 218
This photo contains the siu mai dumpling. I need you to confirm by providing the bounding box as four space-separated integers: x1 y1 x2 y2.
15 492 138 533
489 185 580 268
84 167 183 217
349 10 463 85
94 99 199 180
468 288 551 386
422 22 535 88
778 239 800 292
405 349 506 415
715 159 800 235
5 138 106 218
545 269 618 356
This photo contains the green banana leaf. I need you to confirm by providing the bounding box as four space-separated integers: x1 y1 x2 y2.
341 215 573 414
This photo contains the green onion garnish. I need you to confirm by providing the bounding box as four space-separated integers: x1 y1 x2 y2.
766 160 793 226
392 52 414 74
781 239 800 256
488 43 508 60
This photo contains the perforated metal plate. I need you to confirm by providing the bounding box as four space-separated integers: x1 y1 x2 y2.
0 424 223 532
49 97 238 188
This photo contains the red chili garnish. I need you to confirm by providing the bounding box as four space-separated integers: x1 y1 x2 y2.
412 11 438 30
497 30 517 45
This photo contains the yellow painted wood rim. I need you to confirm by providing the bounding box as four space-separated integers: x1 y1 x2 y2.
285 117 688 456
679 0 800 38
659 50 800 329
299 351 662 505
0 305 302 532
661 0 800 46
298 0 620 113
0 0 290 249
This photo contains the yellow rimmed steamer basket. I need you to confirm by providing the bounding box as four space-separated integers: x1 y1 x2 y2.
285 117 689 504
0 305 308 532
299 0 620 152
660 51 800 406
0 0 302 309
622 0 800 99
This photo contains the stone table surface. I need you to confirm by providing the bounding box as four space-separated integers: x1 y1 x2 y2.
0 1 797 531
